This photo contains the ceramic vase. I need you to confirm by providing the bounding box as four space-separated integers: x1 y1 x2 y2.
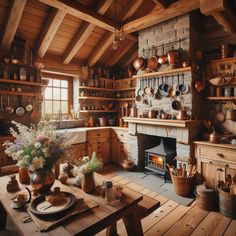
81 173 95 193
30 169 55 193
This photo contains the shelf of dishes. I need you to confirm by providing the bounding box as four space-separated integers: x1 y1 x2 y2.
0 90 40 96
132 67 191 78
0 78 47 86
78 96 116 101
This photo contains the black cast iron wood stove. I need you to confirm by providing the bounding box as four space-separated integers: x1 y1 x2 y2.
145 137 176 182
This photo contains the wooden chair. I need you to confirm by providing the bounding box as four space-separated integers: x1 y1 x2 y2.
0 164 19 177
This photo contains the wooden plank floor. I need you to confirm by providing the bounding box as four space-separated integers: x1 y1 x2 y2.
96 164 236 236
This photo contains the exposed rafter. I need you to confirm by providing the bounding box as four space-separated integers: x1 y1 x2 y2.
0 0 26 53
200 0 236 34
35 8 66 59
151 0 176 8
106 41 135 67
88 32 114 66
123 46 138 67
87 0 143 66
123 0 200 34
37 0 120 32
62 0 112 65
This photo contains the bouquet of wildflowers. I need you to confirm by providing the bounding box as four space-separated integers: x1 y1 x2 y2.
4 121 70 171
73 152 103 176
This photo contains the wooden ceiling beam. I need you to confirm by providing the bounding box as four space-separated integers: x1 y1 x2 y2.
0 0 26 53
87 1 143 66
123 0 200 34
151 0 172 8
123 46 138 67
62 0 112 65
200 0 236 34
88 32 114 66
37 0 120 32
35 8 66 59
107 41 135 67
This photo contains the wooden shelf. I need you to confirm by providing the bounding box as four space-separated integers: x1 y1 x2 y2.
123 117 202 128
0 91 39 96
79 86 114 91
117 98 135 101
116 87 136 91
80 110 118 113
132 67 191 79
78 96 116 101
207 96 236 100
209 56 236 64
0 79 46 86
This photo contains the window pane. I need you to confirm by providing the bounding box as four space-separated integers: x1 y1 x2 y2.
46 78 53 86
53 88 60 99
61 88 68 100
61 80 68 87
44 100 52 114
53 79 60 87
44 87 52 99
61 101 68 114
53 101 61 114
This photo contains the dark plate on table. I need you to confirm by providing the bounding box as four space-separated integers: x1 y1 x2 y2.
28 192 77 217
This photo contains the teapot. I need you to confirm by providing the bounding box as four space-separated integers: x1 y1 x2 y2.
209 129 221 143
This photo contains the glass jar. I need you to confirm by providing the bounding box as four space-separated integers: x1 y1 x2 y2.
19 68 26 80
105 181 114 204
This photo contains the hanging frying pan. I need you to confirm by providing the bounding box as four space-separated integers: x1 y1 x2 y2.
147 47 158 71
16 96 25 117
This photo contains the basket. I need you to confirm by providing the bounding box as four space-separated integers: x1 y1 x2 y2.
196 185 216 211
171 174 194 197
218 187 236 219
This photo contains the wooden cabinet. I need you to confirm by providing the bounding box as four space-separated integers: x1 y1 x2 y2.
195 141 236 190
111 129 128 166
71 143 87 161
87 129 110 164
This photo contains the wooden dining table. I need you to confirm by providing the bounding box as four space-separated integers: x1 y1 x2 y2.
0 172 144 236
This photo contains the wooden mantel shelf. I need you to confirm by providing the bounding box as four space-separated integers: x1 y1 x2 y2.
123 117 202 128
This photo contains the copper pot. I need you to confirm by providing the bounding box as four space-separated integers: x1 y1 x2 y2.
176 110 189 120
226 110 236 121
209 130 221 143
148 109 156 118
167 46 179 65
130 107 138 117
133 57 146 70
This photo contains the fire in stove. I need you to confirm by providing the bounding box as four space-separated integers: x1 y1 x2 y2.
145 137 176 182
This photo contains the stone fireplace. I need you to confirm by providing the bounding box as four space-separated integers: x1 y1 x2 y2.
124 118 202 170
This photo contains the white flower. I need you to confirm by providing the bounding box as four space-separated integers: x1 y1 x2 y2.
34 142 41 149
82 156 89 162
31 156 45 171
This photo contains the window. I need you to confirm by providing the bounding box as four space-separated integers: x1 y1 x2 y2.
42 73 73 115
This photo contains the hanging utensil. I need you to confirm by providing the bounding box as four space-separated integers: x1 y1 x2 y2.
147 47 158 71
5 95 14 114
25 97 33 112
16 96 25 117
215 102 225 123
135 79 142 102
175 74 181 97
178 74 188 94
0 95 4 112
158 44 168 65
168 75 176 97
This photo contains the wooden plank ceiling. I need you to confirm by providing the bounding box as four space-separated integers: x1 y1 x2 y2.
0 0 205 69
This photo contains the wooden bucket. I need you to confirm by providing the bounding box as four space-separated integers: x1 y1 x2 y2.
171 174 193 197
218 188 236 219
196 185 216 211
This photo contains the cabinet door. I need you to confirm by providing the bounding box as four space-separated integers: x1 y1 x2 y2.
87 141 98 159
225 163 236 179
71 143 87 161
201 158 225 189
97 138 110 164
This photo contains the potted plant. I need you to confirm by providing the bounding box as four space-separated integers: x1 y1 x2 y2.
74 152 103 193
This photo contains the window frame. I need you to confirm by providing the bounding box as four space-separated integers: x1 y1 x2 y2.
42 73 73 116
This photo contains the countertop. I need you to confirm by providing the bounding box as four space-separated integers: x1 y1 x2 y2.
56 126 128 132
